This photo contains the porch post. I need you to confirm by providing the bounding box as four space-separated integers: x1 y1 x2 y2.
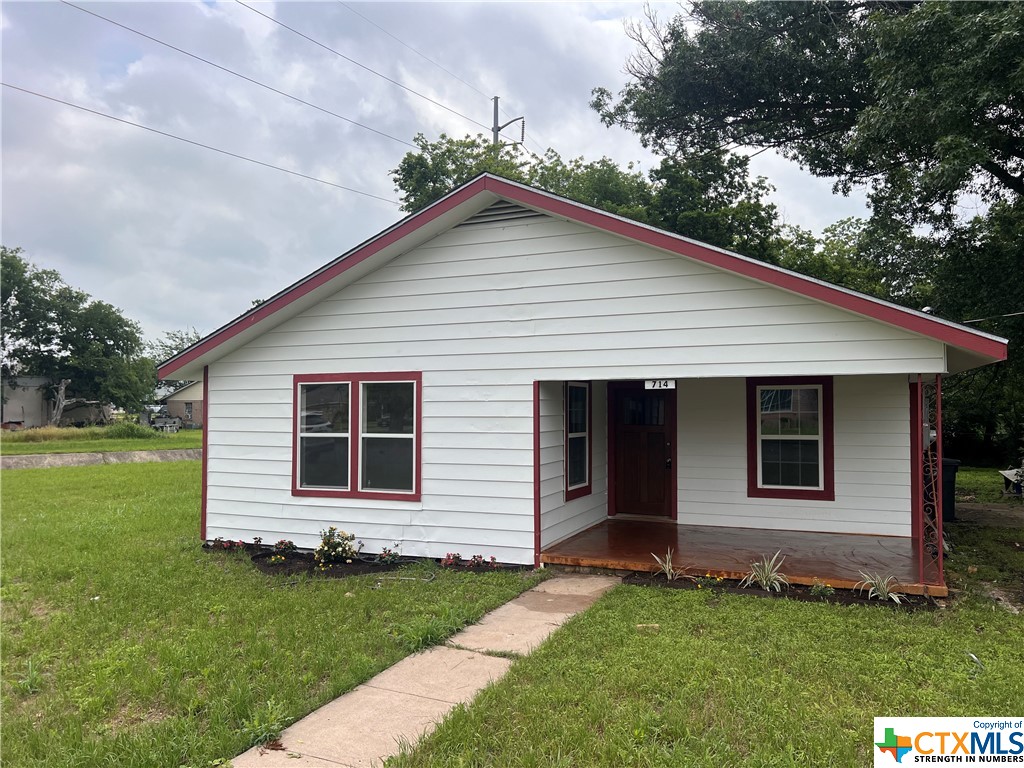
909 375 923 581
532 380 541 568
934 374 944 584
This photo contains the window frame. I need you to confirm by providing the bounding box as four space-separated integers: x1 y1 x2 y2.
184 401 193 420
564 381 592 501
746 376 834 501
292 372 422 501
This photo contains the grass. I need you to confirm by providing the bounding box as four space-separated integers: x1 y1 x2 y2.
392 524 1024 768
955 465 1022 504
0 462 544 766
1 424 202 455
393 590 1023 767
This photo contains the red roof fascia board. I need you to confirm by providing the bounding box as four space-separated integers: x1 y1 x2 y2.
484 177 1007 360
160 174 1006 378
158 178 491 378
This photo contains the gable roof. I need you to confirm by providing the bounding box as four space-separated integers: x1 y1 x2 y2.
159 173 1007 380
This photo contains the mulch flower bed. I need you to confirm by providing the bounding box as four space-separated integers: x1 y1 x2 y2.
202 541 525 578
623 572 938 610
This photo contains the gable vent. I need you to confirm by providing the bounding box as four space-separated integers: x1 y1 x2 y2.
456 200 546 228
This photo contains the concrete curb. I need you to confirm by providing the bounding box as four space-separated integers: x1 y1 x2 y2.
232 574 620 767
1 448 202 470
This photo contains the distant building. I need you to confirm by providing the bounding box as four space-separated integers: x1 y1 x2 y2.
159 380 203 428
1 376 52 428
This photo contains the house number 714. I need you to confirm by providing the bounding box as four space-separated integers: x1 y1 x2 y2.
645 380 675 390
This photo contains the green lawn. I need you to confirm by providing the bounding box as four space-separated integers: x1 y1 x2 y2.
393 588 1023 767
1 430 202 455
393 522 1024 768
0 462 543 767
955 465 1022 504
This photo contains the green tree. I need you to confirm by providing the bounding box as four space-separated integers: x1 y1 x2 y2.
592 1 1024 225
148 327 203 391
1 246 156 421
392 135 785 260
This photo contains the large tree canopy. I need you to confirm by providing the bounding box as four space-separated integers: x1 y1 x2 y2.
392 134 784 261
1 246 156 418
592 0 1024 225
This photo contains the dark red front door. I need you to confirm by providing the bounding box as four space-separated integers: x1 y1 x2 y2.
610 382 676 517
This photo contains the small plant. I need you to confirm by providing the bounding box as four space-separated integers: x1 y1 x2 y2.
809 580 835 597
241 696 288 746
440 552 463 568
272 539 297 556
252 536 263 548
651 548 685 581
694 572 724 590
211 537 246 551
14 658 43 695
314 527 360 570
739 551 790 592
855 572 904 603
268 554 286 565
377 545 402 564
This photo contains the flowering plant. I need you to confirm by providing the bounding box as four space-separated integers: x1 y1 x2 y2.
440 552 462 568
377 546 402 564
273 539 297 556
314 527 360 570
212 537 247 551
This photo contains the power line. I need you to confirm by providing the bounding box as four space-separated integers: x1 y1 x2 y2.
962 310 1024 324
338 1 492 103
60 0 416 150
2 83 399 204
236 0 492 134
336 2 551 156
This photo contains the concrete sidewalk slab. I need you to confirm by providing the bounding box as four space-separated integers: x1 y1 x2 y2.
232 574 619 768
449 574 618 655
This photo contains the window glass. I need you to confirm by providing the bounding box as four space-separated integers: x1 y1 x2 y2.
300 436 349 488
758 385 821 489
567 385 587 434
301 383 349 433
362 436 413 491
363 382 413 434
623 394 664 426
567 435 588 487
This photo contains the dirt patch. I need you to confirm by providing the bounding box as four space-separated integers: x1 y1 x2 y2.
954 502 1024 527
623 573 938 610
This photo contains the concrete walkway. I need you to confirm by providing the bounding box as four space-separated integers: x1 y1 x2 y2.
232 573 619 768
0 448 201 470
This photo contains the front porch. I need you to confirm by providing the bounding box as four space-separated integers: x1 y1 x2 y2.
540 518 946 597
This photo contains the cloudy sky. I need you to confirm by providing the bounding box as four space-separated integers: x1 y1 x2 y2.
2 0 869 345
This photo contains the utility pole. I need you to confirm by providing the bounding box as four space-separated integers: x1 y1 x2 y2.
491 96 525 148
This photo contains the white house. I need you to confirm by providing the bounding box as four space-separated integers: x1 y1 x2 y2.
158 175 1007 595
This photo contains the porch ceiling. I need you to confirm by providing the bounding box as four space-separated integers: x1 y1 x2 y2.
541 519 945 597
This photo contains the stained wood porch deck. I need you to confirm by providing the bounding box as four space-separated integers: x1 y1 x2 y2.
541 518 946 597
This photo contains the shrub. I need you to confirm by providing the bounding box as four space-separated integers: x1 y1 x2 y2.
739 551 790 592
105 421 157 439
314 527 360 569
272 539 297 556
377 546 402 564
855 572 904 603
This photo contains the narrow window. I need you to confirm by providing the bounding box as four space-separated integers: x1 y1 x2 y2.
746 377 834 501
184 401 193 420
565 381 591 500
360 381 415 493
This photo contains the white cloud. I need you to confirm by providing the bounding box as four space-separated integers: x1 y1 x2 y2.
2 1 868 343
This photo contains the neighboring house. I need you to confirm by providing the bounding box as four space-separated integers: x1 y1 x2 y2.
1 376 52 428
158 174 1008 595
159 380 204 428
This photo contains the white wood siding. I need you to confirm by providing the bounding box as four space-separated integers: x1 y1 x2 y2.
538 381 609 548
205 212 931 559
677 375 912 536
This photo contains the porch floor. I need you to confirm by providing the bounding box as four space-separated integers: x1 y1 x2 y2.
540 518 946 597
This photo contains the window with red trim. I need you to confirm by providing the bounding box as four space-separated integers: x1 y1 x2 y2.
565 381 591 500
746 377 834 501
293 372 421 500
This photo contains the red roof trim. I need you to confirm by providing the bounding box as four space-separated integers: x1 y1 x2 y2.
160 174 1006 378
487 178 1006 360
158 178 492 378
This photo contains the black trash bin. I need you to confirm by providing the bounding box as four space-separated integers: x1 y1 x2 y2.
942 458 961 522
